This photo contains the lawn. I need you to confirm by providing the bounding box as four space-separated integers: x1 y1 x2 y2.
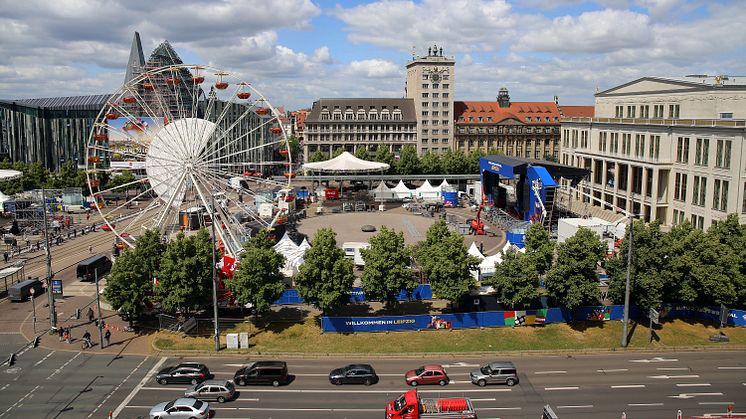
152 317 746 354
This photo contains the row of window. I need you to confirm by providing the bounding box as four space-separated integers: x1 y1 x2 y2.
460 138 559 148
307 134 416 142
460 115 559 123
421 138 448 144
673 173 730 211
421 93 450 99
422 120 450 126
421 129 450 135
421 102 450 108
421 74 450 80
421 83 450 89
676 137 732 169
462 126 558 134
593 131 661 160
421 111 449 117
319 110 403 121
307 124 415 131
614 104 680 119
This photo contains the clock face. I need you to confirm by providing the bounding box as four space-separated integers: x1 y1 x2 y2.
430 73 441 82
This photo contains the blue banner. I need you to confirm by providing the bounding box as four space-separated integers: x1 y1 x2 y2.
273 285 433 305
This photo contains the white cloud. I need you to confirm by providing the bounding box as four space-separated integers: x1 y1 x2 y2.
346 59 401 78
312 46 333 64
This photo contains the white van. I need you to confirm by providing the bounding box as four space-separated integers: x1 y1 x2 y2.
342 242 370 266
66 204 90 214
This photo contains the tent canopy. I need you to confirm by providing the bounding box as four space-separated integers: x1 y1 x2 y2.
416 180 440 199
373 181 397 201
392 180 413 199
438 179 452 191
302 151 390 173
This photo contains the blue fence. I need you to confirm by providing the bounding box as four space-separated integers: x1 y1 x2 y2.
321 304 744 333
274 285 433 305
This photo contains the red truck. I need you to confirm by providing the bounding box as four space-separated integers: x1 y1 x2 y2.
386 390 477 419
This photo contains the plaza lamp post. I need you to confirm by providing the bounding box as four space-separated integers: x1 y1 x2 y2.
621 213 639 348
211 193 220 352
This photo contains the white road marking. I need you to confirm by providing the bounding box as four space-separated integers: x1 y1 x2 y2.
668 392 723 399
535 370 566 375
33 351 55 367
557 405 593 409
544 386 579 391
676 383 711 387
0 384 39 418
125 406 381 412
648 374 700 379
698 402 734 405
657 367 690 371
631 357 678 363
597 368 628 373
471 398 497 402
611 384 645 389
0 384 7 391
628 403 664 407
212 399 259 404
112 356 166 418
476 407 522 411
46 352 81 380
443 363 480 368
87 357 150 418
139 386 512 394
718 366 746 370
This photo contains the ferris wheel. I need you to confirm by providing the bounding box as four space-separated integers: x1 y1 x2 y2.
85 64 292 257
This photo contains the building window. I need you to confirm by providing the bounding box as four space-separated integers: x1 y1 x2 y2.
715 139 732 169
599 132 607 152
443 111 449 117
742 183 746 214
442 102 449 107
432 93 439 99
720 112 733 119
442 129 449 134
692 176 707 207
422 129 428 135
443 84 449 88
422 74 429 80
626 106 636 118
422 111 429 117
610 133 619 153
432 102 439 107
621 133 631 155
422 83 429 89
674 173 688 201
649 135 660 159
713 179 729 211
694 138 709 166
691 215 704 230
640 105 649 118
615 106 623 118
432 111 439 117
432 84 439 89
422 102 428 107
634 134 645 157
654 105 664 118
442 93 449 98
669 104 680 118
676 137 690 163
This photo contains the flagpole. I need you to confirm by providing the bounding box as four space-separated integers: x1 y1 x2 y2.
211 193 220 352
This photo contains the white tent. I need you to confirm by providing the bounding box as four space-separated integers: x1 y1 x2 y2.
502 240 526 254
392 180 413 199
416 180 440 200
273 233 300 276
438 179 452 191
478 253 503 277
0 191 11 205
302 151 390 173
372 182 397 201
467 242 484 260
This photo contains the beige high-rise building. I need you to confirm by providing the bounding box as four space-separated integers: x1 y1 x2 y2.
405 44 455 155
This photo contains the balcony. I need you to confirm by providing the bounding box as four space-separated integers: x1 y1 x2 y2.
562 116 746 128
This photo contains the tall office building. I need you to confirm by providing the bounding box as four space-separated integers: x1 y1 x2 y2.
561 75 746 228
405 45 455 155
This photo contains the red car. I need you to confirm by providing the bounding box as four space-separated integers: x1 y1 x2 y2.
101 223 115 231
404 364 450 386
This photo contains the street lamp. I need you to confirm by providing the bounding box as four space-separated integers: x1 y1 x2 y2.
621 213 640 348
211 193 220 352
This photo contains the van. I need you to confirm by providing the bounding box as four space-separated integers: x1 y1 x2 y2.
469 361 519 387
76 255 112 282
233 361 288 387
8 278 44 302
66 204 90 214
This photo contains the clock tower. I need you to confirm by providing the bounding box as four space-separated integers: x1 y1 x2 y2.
405 44 456 155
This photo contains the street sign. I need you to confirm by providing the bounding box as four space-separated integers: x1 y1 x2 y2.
650 308 660 325
720 304 729 328
51 279 63 297
29 287 35 295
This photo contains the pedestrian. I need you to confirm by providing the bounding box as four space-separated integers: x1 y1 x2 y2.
479 241 484 254
89 245 93 254
64 328 70 344
104 329 111 347
87 307 94 323
3 252 7 263
36 241 40 250
58 327 64 342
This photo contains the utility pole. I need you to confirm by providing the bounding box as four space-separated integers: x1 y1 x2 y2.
42 189 57 330
94 268 104 349
621 214 634 347
211 193 220 352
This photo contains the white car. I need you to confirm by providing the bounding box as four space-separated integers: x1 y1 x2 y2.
149 398 210 419
65 205 90 214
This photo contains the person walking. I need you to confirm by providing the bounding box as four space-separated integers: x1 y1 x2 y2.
3 252 7 263
89 245 93 254
82 330 92 349
87 307 95 323
58 327 64 342
64 328 71 344
104 329 111 347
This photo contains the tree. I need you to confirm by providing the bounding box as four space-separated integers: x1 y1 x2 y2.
295 228 354 313
354 146 370 161
332 147 346 158
361 226 416 306
441 150 468 174
22 162 49 191
524 223 554 276
374 145 394 168
486 247 539 309
104 229 164 321
420 152 442 174
287 135 302 163
105 171 137 192
309 150 327 163
226 229 286 313
707 214 746 305
466 149 484 174
545 227 606 310
396 144 420 175
156 229 214 314
414 220 479 306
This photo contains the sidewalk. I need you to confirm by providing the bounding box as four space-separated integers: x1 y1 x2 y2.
18 293 154 356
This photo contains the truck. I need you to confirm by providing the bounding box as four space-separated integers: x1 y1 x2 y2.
386 390 477 419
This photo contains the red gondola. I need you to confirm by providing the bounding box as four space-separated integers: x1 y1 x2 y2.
215 82 229 90
142 82 155 91
87 179 100 188
270 127 283 134
122 96 136 104
88 156 100 164
105 113 119 120
192 76 205 84
283 172 296 178
166 77 181 85
279 149 289 156
94 133 108 141
237 92 251 99
255 108 270 115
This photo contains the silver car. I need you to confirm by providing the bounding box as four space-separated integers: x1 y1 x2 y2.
470 361 519 387
149 398 210 419
185 379 236 403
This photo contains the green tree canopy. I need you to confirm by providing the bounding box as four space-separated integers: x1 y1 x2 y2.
441 150 468 174
226 229 286 313
396 144 420 175
354 146 370 161
524 223 554 276
105 170 137 192
361 226 416 306
414 220 479 305
332 147 346 158
486 247 539 309
287 135 302 163
156 229 214 314
545 227 606 310
466 149 485 174
295 228 354 313
309 150 327 163
420 152 442 174
374 145 394 168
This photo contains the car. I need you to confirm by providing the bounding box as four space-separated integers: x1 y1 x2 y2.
470 361 519 387
329 364 378 386
149 398 210 419
185 379 236 403
65 204 90 214
405 364 449 386
101 223 114 231
234 361 288 387
156 363 211 385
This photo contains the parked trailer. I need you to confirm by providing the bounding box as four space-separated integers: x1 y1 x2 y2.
386 390 476 419
8 278 43 302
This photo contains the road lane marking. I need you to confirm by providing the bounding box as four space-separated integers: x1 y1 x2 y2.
718 366 746 370
544 386 579 391
557 405 593 409
630 357 678 363
125 406 381 412
88 356 150 418
139 386 512 393
628 403 664 407
611 385 645 389
648 374 700 379
699 402 734 405
112 356 166 418
476 407 522 411
471 398 497 402
535 370 566 374
46 352 81 380
0 384 39 418
657 367 690 371
668 392 723 399
442 362 480 368
597 368 628 373
33 351 55 367
676 383 711 387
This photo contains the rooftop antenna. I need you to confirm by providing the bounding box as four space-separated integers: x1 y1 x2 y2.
411 45 416 59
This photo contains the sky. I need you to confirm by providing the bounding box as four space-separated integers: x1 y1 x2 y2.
1 0 744 110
